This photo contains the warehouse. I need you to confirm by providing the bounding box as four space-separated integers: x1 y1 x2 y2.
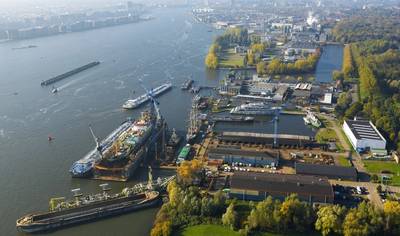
295 163 358 181
229 172 334 204
342 119 386 153
207 147 279 167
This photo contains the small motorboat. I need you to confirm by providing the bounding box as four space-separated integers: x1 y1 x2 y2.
52 87 58 94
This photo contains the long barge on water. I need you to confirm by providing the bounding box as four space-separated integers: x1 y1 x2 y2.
16 171 174 233
40 61 100 86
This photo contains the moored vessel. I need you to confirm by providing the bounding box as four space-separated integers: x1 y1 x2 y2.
122 82 172 109
16 169 174 233
69 120 134 178
181 78 194 90
230 102 280 115
303 111 321 128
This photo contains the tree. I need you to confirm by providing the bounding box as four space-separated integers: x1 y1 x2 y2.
222 202 237 230
383 201 400 235
167 180 180 207
278 194 315 232
343 201 383 236
177 159 203 186
205 52 218 69
315 205 347 236
256 61 266 75
247 196 280 231
150 221 172 236
344 102 363 119
333 70 344 82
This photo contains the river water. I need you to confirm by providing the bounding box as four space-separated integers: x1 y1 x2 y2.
315 44 344 82
0 7 342 236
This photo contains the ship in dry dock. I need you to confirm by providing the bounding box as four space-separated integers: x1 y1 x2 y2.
93 107 161 181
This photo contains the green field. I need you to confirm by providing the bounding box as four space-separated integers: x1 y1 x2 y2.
175 225 240 236
338 156 352 167
219 48 245 68
315 128 337 143
364 160 400 186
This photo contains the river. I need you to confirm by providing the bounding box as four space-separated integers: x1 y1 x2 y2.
0 8 342 236
315 44 344 82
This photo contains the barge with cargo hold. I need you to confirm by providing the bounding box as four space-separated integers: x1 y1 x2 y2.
16 170 174 233
40 61 100 86
17 191 160 233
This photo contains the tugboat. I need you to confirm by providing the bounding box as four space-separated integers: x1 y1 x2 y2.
181 78 194 90
51 86 58 94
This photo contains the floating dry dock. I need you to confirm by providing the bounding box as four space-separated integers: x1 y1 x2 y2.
40 61 100 86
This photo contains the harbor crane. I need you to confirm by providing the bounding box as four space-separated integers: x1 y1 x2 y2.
271 107 282 148
89 124 103 158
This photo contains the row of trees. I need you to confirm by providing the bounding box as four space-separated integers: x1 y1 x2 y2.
152 181 400 236
223 196 400 236
245 42 268 66
342 44 357 80
333 10 400 149
257 50 320 75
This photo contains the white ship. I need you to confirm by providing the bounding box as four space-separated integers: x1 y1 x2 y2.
230 102 280 115
303 111 321 128
122 82 172 109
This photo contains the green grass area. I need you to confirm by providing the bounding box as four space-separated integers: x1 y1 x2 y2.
175 224 240 236
338 156 352 167
315 128 337 143
315 126 345 152
218 48 245 68
364 160 400 186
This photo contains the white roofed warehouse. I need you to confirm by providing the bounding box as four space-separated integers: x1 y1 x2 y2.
342 118 386 153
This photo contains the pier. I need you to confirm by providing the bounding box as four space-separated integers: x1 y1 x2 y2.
40 61 100 86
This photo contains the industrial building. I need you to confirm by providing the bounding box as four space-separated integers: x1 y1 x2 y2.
295 163 358 181
218 131 318 148
207 147 279 167
342 119 386 152
229 172 334 204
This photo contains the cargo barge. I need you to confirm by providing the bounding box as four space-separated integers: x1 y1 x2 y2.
17 168 174 233
40 61 100 86
16 189 160 233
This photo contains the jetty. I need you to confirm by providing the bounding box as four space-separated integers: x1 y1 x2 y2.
40 61 100 86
